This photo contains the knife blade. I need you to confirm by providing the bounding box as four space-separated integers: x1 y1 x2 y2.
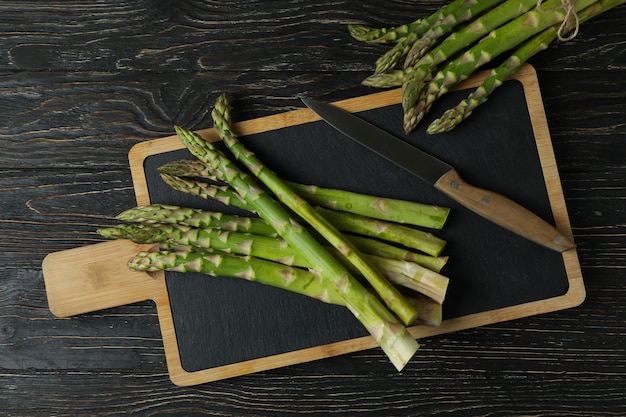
301 98 575 253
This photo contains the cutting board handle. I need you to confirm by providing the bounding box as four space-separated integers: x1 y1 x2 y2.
42 240 166 318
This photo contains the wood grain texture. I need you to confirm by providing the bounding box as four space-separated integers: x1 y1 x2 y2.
1 0 625 414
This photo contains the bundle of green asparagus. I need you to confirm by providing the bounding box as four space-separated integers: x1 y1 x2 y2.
349 0 624 134
99 93 453 370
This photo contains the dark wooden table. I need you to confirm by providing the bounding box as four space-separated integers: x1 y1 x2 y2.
1 1 624 415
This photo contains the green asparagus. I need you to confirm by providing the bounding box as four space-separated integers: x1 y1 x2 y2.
115 202 448 272
100 222 309 266
426 0 622 133
285 181 449 230
354 0 623 133
426 27 558 134
129 248 443 327
117 204 277 236
315 206 446 257
403 0 506 69
157 158 217 180
159 158 450 230
408 294 443 327
99 221 449 303
130 249 346 305
348 19 427 44
159 172 447 257
400 0 538 132
174 124 420 370
373 0 474 73
361 69 408 88
365 0 536 87
366 255 448 303
210 93 420 326
160 172 249 209
348 0 471 45
347 234 448 273
404 0 598 133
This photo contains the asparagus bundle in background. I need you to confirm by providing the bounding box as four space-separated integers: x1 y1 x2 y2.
349 0 625 133
99 93 453 371
176 99 421 370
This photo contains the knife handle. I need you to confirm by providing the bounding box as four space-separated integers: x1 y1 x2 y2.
434 169 575 252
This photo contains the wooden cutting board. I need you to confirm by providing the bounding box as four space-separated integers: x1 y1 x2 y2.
42 64 584 386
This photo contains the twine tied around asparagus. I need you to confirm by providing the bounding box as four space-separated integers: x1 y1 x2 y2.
537 0 580 41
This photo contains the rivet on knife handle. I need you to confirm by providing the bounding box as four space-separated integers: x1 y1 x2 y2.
434 169 575 252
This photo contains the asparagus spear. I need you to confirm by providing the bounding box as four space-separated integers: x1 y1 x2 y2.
159 172 447 257
426 27 558 134
157 158 218 180
160 241 449 305
100 222 308 266
130 249 345 305
403 0 599 132
129 248 443 327
210 93 420 326
403 0 506 68
114 202 448 272
359 0 622 132
373 0 474 73
347 234 448 273
363 0 536 87
160 172 249 209
408 293 443 327
99 221 449 302
362 69 408 88
373 31 422 75
348 18 427 44
117 204 277 236
348 0 471 45
367 255 448 304
159 159 450 229
285 182 449 230
174 125 419 370
316 207 446 257
426 0 621 133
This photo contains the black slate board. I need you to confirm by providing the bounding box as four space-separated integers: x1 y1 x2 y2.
143 80 570 373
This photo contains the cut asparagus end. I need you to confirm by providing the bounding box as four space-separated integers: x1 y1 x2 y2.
409 294 443 327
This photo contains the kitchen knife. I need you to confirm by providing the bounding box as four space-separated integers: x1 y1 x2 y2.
301 98 575 253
